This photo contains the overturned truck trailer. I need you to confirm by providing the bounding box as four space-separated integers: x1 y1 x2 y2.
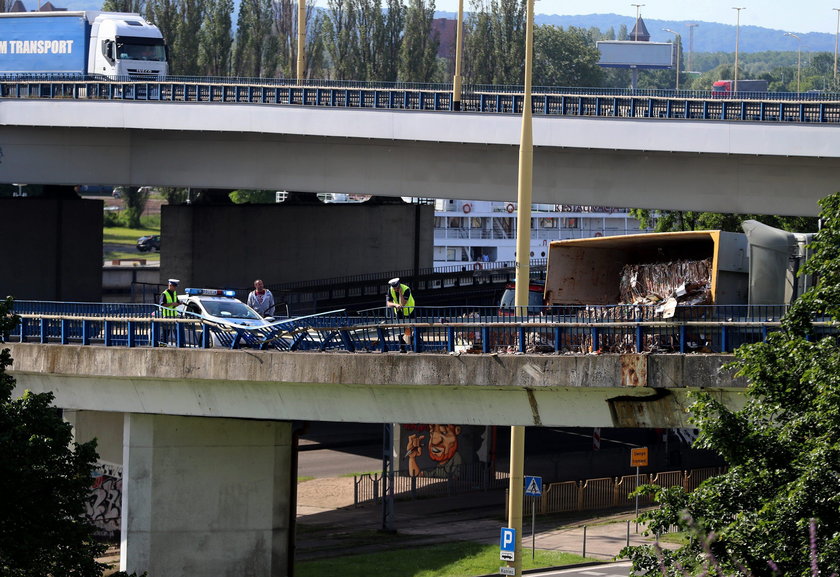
543 230 750 309
544 223 813 310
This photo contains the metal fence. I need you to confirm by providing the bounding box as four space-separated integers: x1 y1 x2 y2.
354 465 725 511
354 462 509 506
4 75 840 124
537 467 725 515
6 302 834 354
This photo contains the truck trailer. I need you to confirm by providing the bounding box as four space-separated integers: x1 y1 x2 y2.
0 11 168 79
712 79 769 95
543 223 813 311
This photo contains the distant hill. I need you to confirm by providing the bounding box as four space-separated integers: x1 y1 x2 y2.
434 11 835 54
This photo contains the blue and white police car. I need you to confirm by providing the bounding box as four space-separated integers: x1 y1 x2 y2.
177 288 273 347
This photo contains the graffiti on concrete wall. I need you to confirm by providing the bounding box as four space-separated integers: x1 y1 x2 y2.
87 461 122 541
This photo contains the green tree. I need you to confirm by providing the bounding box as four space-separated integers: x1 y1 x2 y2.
102 0 145 12
176 0 206 76
533 25 604 87
0 297 106 577
629 209 817 235
145 0 181 71
229 189 278 203
398 0 439 82
160 187 191 205
121 186 151 228
233 0 274 77
487 0 525 84
322 0 361 80
198 0 234 76
463 0 495 84
623 193 840 576
380 0 405 81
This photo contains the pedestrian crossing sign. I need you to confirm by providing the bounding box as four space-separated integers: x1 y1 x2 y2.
524 475 542 497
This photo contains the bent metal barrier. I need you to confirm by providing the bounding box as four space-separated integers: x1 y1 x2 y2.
3 75 840 124
5 301 836 354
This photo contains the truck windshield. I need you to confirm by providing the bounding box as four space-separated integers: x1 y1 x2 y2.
117 41 166 62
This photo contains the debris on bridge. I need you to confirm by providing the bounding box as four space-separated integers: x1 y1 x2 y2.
619 258 713 316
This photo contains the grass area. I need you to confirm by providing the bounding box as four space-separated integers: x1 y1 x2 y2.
103 217 161 261
298 476 315 483
103 226 157 244
339 471 378 478
295 540 597 577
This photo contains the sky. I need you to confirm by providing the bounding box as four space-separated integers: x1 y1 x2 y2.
22 0 840 35
433 0 840 35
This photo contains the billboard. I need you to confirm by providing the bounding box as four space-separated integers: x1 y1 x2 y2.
0 15 89 74
597 41 674 69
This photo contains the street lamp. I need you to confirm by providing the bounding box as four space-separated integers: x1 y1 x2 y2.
296 0 305 80
833 8 840 83
631 4 645 41
686 23 699 72
732 7 745 92
784 32 801 93
663 28 680 90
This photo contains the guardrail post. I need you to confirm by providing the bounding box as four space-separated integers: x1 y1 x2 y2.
590 327 599 354
679 325 686 353
446 326 454 352
39 318 47 344
635 321 643 353
554 326 562 352
482 326 490 353
128 321 135 348
82 320 90 346
721 326 728 353
61 318 69 345
518 326 526 353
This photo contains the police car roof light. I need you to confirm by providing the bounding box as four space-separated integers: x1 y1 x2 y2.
185 288 236 297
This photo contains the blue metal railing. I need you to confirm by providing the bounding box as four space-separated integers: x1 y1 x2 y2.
3 75 840 124
6 301 833 354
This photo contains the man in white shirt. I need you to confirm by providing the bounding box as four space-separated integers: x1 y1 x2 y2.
247 279 276 317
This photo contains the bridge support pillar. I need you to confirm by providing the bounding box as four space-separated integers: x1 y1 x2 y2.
120 414 293 577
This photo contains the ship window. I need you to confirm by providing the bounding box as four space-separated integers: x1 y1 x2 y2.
470 217 482 228
563 218 579 229
448 217 462 228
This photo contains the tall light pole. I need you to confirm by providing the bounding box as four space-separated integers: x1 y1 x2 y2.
631 4 645 41
686 23 699 72
452 0 465 110
732 7 745 92
509 0 535 572
296 0 305 81
663 28 680 90
785 32 802 93
834 8 840 83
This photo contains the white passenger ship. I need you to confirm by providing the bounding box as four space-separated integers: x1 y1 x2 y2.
316 193 650 271
433 199 650 270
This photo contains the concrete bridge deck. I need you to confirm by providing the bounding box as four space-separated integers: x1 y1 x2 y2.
8 343 745 428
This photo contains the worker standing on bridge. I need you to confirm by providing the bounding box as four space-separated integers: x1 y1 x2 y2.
387 278 415 352
247 279 276 317
158 278 179 346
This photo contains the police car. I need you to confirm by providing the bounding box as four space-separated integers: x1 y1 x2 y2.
177 288 272 347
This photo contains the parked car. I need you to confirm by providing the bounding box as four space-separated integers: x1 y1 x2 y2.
137 234 160 252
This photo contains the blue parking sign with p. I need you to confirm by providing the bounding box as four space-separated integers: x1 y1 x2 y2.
500 527 516 556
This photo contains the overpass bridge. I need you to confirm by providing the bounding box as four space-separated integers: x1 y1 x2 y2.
7 341 743 576
2 78 838 216
5 294 786 576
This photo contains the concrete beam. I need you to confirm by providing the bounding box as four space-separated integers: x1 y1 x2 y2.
8 344 746 428
0 100 833 215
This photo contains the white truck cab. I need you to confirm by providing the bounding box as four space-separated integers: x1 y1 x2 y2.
88 12 168 78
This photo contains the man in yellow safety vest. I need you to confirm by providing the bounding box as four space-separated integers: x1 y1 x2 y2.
386 277 415 353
